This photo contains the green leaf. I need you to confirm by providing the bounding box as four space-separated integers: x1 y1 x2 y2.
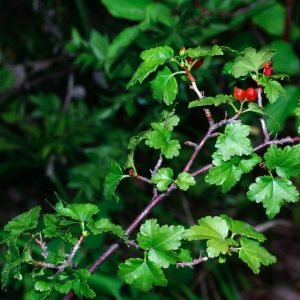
183 216 231 257
4 206 41 236
25 290 51 300
105 26 140 72
125 130 150 171
232 48 276 78
215 123 252 161
250 2 285 36
220 214 266 242
205 156 243 192
1 237 21 289
150 168 173 191
247 176 299 219
137 219 184 268
127 46 173 88
145 3 174 27
271 40 300 75
246 103 279 125
58 204 99 222
222 61 234 75
72 269 96 299
264 144 300 178
160 106 180 131
34 281 53 292
103 162 127 202
187 45 223 58
238 153 262 173
150 67 178 105
239 237 276 274
87 218 126 239
176 172 196 191
118 258 167 292
189 94 233 108
183 216 228 240
259 76 286 103
42 214 60 238
101 0 151 21
178 248 193 262
89 30 108 62
265 85 300 133
145 123 180 159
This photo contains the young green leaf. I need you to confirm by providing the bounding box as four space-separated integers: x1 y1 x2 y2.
215 123 252 161
259 76 286 103
232 48 276 78
160 106 180 131
205 156 243 192
127 46 173 88
150 66 178 105
247 176 299 219
187 45 223 58
87 218 126 239
118 258 167 292
239 237 276 274
72 269 96 299
220 214 266 242
4 206 41 236
264 144 300 178
58 204 99 222
245 103 279 125
183 216 231 257
189 94 233 108
176 172 196 191
137 219 184 268
145 123 180 159
103 162 128 202
150 168 173 191
238 153 262 173
178 248 193 263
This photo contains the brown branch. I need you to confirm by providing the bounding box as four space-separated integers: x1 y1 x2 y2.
283 0 294 42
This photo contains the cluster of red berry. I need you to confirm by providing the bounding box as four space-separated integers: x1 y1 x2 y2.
263 61 272 76
233 87 257 102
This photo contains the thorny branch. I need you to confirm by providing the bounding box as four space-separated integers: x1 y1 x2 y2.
36 234 85 273
64 69 300 300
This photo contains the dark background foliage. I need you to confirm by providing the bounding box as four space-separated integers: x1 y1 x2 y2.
0 0 300 299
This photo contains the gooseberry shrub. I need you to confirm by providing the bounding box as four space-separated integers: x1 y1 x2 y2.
1 45 300 299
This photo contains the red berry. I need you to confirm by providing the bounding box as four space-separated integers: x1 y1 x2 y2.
264 68 272 76
245 87 258 102
187 57 204 68
233 87 246 101
263 61 272 69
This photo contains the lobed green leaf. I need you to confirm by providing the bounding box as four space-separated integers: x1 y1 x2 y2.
239 237 276 274
118 258 167 292
58 204 99 222
127 46 173 88
215 123 252 161
176 172 196 191
264 144 300 178
221 214 266 242
247 176 299 219
150 168 173 191
232 48 276 78
4 206 41 236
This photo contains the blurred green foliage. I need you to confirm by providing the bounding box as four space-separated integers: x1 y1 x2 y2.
0 0 300 299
